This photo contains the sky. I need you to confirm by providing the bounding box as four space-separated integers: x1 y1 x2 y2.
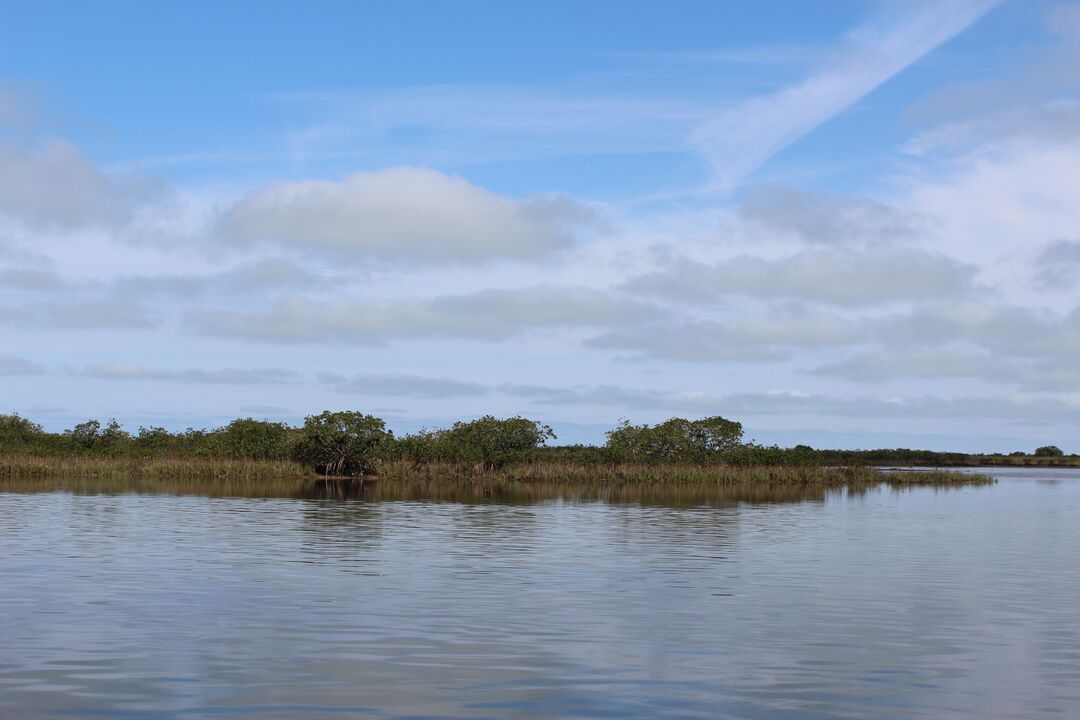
2 0 1079 452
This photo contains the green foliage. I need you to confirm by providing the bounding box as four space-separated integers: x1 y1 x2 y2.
65 420 103 450
2 409 1072 473
133 426 176 457
0 414 46 452
605 416 744 463
442 415 556 468
391 429 444 464
392 416 556 469
63 419 131 455
292 411 392 476
206 418 295 460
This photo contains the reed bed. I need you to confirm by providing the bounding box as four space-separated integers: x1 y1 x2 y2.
375 460 993 487
0 454 993 503
0 454 308 480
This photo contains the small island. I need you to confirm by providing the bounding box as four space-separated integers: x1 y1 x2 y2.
0 411 1014 499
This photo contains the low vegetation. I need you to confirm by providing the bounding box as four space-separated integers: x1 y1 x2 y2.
0 410 1024 498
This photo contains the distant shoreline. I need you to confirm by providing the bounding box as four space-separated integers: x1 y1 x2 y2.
0 455 995 496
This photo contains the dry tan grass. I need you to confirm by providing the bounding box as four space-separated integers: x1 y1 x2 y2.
0 454 993 501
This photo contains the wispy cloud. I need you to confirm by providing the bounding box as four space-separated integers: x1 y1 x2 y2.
0 354 45 376
73 364 301 385
694 0 1002 190
320 372 488 398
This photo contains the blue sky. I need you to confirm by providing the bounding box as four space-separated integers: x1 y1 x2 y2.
2 0 1080 451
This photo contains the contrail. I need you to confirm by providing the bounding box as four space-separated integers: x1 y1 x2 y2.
694 0 1003 192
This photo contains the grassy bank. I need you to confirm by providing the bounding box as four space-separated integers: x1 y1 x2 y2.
0 454 993 502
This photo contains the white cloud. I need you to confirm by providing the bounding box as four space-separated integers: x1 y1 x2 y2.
0 88 34 128
0 138 141 228
0 88 159 231
880 303 1080 360
901 121 1080 292
586 308 859 363
73 364 301 385
320 372 488 398
0 354 44 376
813 348 1080 391
1034 238 1080 289
498 381 1080 426
41 299 157 329
813 349 1005 383
625 247 976 307
738 185 929 245
222 167 597 264
693 0 1001 189
902 101 1080 159
0 268 65 292
193 286 659 344
717 390 1080 424
111 258 321 298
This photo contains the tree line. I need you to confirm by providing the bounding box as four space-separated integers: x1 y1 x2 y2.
1 411 1072 476
1 411 748 475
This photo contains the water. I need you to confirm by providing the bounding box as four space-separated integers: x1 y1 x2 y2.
1 468 1078 719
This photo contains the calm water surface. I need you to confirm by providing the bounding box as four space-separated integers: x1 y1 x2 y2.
1 468 1078 719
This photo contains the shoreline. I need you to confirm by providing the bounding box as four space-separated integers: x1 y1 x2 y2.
0 454 995 490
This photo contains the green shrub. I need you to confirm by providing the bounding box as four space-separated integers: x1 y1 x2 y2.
394 416 555 469
441 415 555 468
206 418 295 460
605 416 744 462
0 414 47 452
292 411 392 476
64 419 131 456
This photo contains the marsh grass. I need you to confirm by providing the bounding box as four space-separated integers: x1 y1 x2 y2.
0 454 993 503
0 456 312 497
375 459 993 486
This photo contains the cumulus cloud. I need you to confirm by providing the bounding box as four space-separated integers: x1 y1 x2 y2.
498 383 710 411
1 297 157 330
0 137 154 230
111 258 320 298
903 101 1080 159
903 4 1080 146
221 167 596 264
0 268 65 292
903 127 1080 275
1034 238 1080 289
624 248 975 306
498 381 1080 426
0 88 157 230
193 286 658 344
880 303 1080 360
814 349 1080 391
41 300 157 330
74 363 300 385
0 354 45 376
812 349 1005 383
586 308 859 362
710 391 1080 424
739 185 929 245
320 372 488 398
0 89 28 127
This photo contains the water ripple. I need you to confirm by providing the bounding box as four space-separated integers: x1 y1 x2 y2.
1 470 1078 718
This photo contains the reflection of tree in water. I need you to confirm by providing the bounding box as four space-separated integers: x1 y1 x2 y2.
298 499 385 564
320 478 841 508
444 503 541 559
606 504 742 564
